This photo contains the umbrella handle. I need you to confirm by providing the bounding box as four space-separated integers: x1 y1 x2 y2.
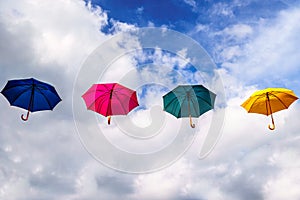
108 116 111 125
21 110 30 121
268 123 275 130
268 113 275 130
189 115 195 128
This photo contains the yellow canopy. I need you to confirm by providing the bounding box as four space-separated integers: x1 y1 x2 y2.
241 88 298 130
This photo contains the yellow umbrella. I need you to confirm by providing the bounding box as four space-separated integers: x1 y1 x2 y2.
241 88 298 130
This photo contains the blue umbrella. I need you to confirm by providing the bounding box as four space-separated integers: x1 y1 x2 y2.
1 78 62 121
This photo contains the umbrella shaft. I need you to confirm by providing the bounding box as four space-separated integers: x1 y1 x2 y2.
187 93 191 115
27 86 35 111
266 93 273 115
266 93 271 112
266 92 275 125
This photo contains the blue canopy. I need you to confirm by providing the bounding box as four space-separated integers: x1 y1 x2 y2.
1 78 62 121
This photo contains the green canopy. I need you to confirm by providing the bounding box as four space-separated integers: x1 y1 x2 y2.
163 85 216 128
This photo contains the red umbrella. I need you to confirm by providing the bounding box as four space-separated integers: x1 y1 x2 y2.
82 83 139 124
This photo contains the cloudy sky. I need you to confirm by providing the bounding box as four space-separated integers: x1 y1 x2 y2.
1 0 300 199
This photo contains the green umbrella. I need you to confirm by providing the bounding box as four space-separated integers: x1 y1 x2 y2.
163 85 216 128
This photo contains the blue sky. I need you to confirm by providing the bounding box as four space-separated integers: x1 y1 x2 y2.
1 0 300 199
93 0 289 54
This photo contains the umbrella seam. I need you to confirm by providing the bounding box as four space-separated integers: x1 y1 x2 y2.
116 91 139 107
97 96 108 116
247 95 263 113
9 86 32 105
190 97 199 117
82 88 107 96
87 94 107 113
118 89 139 106
269 92 295 109
112 91 129 115
36 87 54 110
85 89 111 110
163 94 180 109
176 101 182 118
195 94 214 108
251 90 296 98
1 83 32 92
271 94 288 109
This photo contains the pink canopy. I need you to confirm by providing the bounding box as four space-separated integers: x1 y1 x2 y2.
82 83 139 124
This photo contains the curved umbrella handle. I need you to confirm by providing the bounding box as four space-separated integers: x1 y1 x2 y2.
189 115 195 128
268 113 275 130
21 110 30 121
268 123 275 130
108 116 111 125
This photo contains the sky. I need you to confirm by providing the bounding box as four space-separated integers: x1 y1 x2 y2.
0 0 300 199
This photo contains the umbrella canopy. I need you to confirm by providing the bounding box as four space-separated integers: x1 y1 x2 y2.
241 88 298 130
163 85 216 128
82 83 139 125
1 78 62 121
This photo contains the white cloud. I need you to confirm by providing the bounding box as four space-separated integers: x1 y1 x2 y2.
0 0 109 70
263 148 300 200
195 24 209 32
1 0 300 199
218 24 253 39
147 21 155 27
222 8 300 87
136 6 144 14
108 19 138 34
183 0 197 11
210 2 235 17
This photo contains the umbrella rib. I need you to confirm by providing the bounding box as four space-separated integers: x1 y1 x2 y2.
190 97 199 116
118 89 139 105
86 89 111 110
113 88 138 102
36 87 53 109
9 86 32 105
195 93 213 107
83 88 108 96
97 96 108 116
113 87 139 107
129 94 139 106
84 91 107 113
180 95 191 118
1 83 32 92
174 98 182 118
164 96 180 110
88 94 107 110
269 93 290 109
112 91 129 114
247 95 263 113
176 104 182 118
